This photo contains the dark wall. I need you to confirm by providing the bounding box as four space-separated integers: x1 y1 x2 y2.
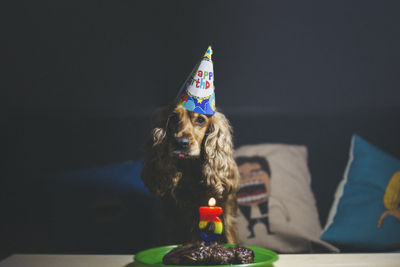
2 0 400 256
3 0 400 117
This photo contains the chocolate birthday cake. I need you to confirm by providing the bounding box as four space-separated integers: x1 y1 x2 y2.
162 241 254 265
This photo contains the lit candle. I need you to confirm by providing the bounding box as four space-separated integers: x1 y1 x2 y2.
198 197 223 243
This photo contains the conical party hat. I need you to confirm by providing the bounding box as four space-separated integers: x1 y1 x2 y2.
177 46 215 115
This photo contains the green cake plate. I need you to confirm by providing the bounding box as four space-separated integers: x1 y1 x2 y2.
133 244 279 267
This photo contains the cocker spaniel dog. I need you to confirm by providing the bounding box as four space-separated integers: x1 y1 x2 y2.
141 105 239 245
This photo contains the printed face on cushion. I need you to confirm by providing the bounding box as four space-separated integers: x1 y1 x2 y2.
237 161 271 206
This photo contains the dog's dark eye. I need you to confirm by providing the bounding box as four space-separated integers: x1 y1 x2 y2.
195 116 206 125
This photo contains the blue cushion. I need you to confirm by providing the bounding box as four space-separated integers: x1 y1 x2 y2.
321 134 400 251
49 160 152 196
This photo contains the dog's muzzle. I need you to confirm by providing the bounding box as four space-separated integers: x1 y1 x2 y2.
173 137 190 158
175 137 190 150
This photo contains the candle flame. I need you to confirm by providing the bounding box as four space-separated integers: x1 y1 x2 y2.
208 197 216 207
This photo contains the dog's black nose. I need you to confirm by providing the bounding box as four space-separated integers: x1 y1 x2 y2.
175 137 190 149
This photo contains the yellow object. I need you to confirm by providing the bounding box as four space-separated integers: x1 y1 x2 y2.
377 171 400 228
199 221 208 229
383 171 400 209
214 221 223 234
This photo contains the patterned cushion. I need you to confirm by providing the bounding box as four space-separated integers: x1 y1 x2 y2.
235 143 338 253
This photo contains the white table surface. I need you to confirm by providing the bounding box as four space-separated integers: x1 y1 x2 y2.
0 253 399 267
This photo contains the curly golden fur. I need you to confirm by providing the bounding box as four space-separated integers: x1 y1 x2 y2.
141 105 239 245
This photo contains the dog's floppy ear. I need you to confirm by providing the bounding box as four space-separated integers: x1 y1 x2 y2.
203 111 240 199
141 106 180 197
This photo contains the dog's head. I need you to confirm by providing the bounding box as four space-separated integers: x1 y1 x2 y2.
143 104 239 197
